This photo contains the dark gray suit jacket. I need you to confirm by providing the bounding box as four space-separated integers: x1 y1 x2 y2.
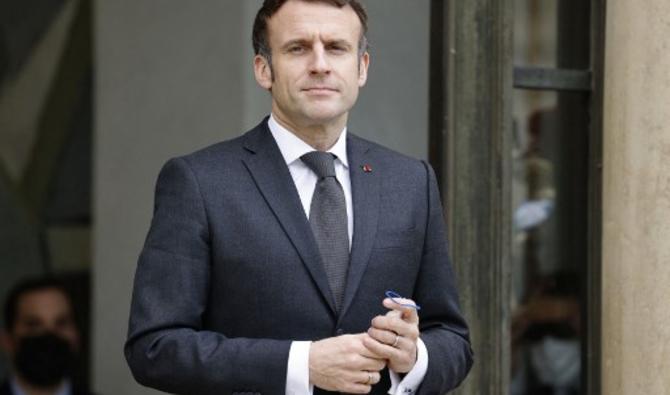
125 119 473 395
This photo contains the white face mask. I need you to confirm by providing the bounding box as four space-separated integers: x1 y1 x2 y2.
530 336 581 389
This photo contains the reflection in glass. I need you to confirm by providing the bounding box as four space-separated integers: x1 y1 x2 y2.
511 0 593 391
510 89 584 395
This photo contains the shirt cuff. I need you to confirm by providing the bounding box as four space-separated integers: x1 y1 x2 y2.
286 341 314 395
387 337 428 395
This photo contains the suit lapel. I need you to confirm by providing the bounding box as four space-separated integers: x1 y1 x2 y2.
338 134 380 320
241 123 338 314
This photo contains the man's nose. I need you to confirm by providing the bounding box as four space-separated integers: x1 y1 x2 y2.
309 46 331 75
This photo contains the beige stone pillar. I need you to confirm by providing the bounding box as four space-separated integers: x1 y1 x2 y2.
602 1 670 394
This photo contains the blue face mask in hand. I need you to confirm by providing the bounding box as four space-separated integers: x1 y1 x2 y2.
385 290 421 310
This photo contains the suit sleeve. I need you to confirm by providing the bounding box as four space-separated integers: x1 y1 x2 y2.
124 157 292 394
414 161 474 394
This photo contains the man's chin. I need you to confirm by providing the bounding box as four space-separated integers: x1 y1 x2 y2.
302 114 346 127
299 106 350 125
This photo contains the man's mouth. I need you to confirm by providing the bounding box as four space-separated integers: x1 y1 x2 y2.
302 86 338 93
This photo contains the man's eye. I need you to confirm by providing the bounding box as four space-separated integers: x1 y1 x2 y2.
55 317 75 329
24 321 41 329
328 46 347 53
288 46 305 54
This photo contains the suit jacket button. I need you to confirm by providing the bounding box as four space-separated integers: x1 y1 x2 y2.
336 328 344 335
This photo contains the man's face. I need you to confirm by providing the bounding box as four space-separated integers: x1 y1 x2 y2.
2 288 80 357
254 0 370 129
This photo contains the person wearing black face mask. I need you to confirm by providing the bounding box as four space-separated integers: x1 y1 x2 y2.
0 278 91 395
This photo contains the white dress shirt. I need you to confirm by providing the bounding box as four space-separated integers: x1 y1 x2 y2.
10 377 72 395
267 115 428 395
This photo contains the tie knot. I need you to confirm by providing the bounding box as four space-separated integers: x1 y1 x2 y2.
301 151 337 179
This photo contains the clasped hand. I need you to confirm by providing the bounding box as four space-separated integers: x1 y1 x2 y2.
309 298 420 393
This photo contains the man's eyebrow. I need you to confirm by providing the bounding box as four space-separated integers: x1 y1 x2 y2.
324 39 353 48
20 314 43 324
280 38 354 50
281 39 311 50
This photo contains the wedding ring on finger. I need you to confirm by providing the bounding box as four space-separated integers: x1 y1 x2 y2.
392 334 401 347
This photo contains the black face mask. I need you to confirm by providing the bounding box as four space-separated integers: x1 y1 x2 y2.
13 333 76 388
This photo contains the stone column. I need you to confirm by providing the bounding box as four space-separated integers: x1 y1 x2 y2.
601 0 670 393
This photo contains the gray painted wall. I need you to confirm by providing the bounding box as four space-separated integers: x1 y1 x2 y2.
350 1 429 159
93 1 429 393
93 2 246 393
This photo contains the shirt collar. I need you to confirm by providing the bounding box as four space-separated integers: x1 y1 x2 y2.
10 376 72 395
268 114 349 169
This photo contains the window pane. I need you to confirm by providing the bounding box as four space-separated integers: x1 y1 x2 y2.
511 87 588 395
514 0 558 68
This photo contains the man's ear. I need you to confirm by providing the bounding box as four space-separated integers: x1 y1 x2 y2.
358 51 370 87
254 55 273 91
0 329 15 356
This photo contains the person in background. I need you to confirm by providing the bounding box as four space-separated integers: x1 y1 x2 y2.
511 272 581 395
0 277 91 395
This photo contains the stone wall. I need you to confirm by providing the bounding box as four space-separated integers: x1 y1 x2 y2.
602 0 670 392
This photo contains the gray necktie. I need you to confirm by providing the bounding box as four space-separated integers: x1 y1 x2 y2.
301 151 350 310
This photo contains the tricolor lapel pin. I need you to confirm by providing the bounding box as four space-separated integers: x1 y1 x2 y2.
362 164 373 173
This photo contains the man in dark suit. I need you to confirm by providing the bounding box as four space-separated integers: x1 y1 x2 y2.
125 0 473 394
1 278 90 395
